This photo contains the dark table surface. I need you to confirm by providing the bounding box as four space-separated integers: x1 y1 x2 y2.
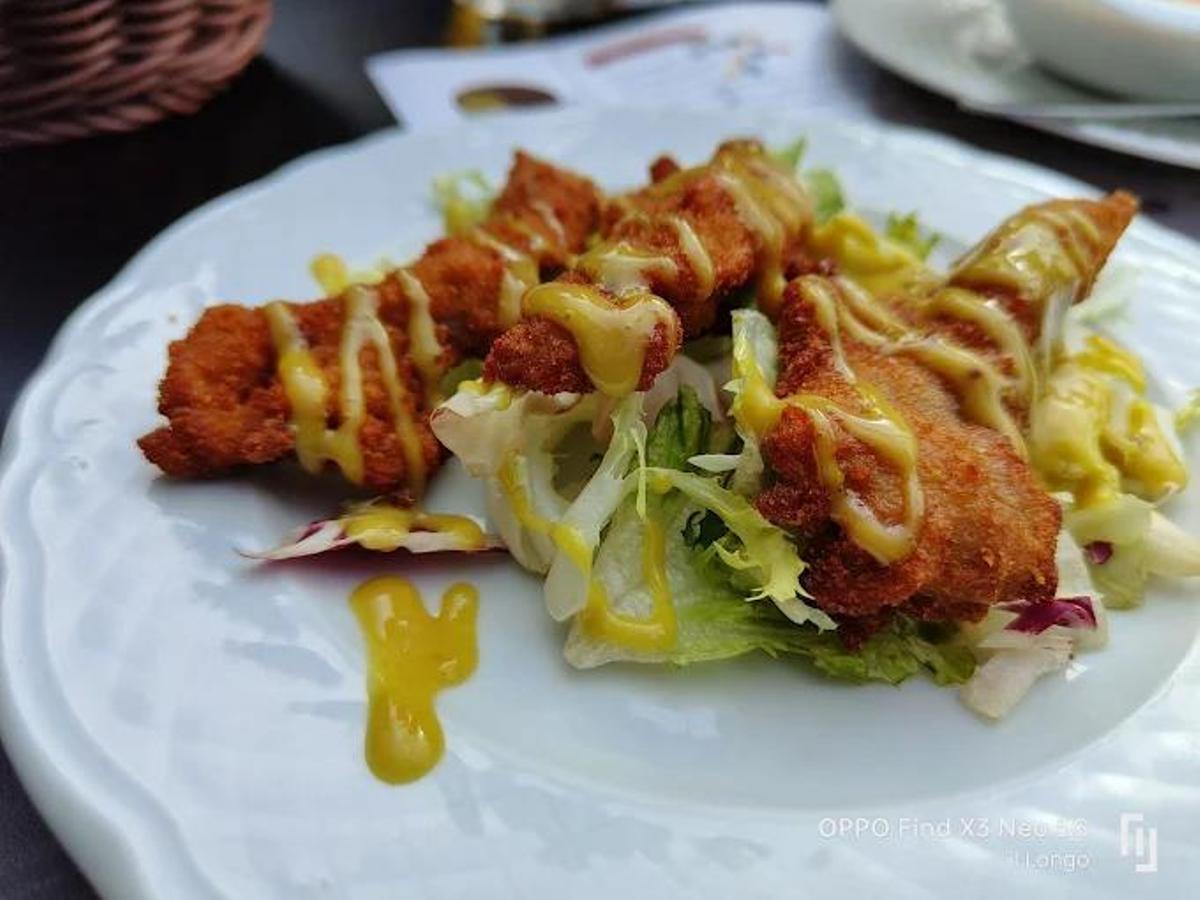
1 1 1198 896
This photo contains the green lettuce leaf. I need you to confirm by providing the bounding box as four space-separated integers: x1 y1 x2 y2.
646 386 712 470
769 138 807 172
768 137 844 225
433 169 495 236
803 169 845 225
885 211 941 261
671 588 973 685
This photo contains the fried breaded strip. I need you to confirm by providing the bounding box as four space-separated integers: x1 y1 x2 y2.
946 191 1138 340
139 152 602 490
138 276 444 491
483 140 816 395
758 282 1062 623
421 151 602 357
483 317 678 394
756 193 1139 625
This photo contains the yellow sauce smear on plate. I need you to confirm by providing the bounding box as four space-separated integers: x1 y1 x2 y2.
349 577 478 784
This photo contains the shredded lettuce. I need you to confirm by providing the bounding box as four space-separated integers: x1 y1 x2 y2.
768 137 844 225
958 531 1104 718
884 211 941 261
670 594 974 685
643 467 820 618
694 308 779 495
804 169 845 225
1145 511 1200 578
1177 388 1200 433
566 390 826 666
1067 263 1135 326
431 384 597 572
960 637 1072 720
564 399 968 680
641 355 725 429
1063 494 1200 608
769 138 807 173
433 169 495 236
543 395 647 621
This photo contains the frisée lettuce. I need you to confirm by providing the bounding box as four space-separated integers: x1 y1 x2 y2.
561 388 972 684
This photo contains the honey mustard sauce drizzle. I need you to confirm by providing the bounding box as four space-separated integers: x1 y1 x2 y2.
350 577 478 784
521 282 679 397
756 204 1108 561
498 450 678 652
575 241 678 295
607 147 806 315
530 199 567 246
577 513 677 652
821 278 1029 453
784 277 926 563
395 268 444 406
471 230 539 328
950 204 1101 315
948 202 1111 383
266 285 428 493
667 215 715 298
713 152 811 315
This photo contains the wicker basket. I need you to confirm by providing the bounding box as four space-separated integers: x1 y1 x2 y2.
0 0 273 148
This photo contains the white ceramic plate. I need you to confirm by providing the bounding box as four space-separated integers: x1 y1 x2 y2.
2 108 1199 900
832 0 1200 171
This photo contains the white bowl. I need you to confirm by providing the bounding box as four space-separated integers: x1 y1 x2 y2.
1002 0 1200 100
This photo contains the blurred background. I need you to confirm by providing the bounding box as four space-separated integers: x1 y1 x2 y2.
0 0 1198 895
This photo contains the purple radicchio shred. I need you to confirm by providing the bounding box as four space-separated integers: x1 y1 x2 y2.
1084 541 1114 565
1000 595 1098 634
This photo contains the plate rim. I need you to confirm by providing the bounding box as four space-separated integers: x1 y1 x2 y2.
2 107 1199 899
830 0 1200 172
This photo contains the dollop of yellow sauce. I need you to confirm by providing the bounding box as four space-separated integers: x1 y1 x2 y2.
350 577 478 784
266 285 428 493
522 282 679 397
341 503 487 552
1030 335 1187 507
